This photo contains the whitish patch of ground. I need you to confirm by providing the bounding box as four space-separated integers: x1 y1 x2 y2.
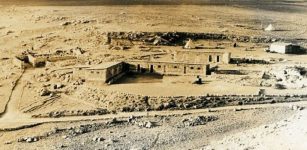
203 105 307 150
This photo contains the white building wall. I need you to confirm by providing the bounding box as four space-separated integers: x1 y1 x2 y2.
270 44 286 53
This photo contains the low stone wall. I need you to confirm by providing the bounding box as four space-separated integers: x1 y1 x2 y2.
76 87 307 113
230 58 270 64
32 109 108 118
13 57 26 69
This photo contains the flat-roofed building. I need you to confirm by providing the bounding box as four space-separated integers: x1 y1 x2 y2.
127 60 210 76
269 42 302 54
174 49 231 64
73 62 126 83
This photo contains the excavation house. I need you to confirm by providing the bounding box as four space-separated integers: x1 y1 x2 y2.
269 42 302 54
127 60 210 76
28 53 76 67
73 62 127 83
174 49 231 64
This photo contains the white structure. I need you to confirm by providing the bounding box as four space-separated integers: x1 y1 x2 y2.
265 24 275 31
269 42 301 54
184 39 196 49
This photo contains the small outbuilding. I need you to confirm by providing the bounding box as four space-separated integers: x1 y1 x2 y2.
269 42 302 54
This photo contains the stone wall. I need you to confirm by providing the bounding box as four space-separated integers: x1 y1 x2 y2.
127 61 208 76
175 50 230 64
28 54 46 67
28 54 77 67
13 57 26 69
105 63 124 82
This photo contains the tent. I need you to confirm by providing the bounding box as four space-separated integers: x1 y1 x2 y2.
265 24 275 31
184 39 196 49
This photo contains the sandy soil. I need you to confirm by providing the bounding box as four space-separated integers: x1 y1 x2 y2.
0 104 297 150
203 104 307 150
0 2 307 150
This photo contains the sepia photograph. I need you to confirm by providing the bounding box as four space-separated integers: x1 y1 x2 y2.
0 0 307 149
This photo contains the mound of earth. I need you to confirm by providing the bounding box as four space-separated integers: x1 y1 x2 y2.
262 66 307 89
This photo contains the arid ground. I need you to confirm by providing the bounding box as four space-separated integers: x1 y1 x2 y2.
0 1 307 150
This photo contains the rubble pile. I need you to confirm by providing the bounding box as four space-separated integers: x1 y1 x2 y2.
39 88 52 96
262 66 307 89
136 121 155 128
16 123 105 144
177 115 218 128
75 87 150 111
61 19 96 26
74 87 306 113
18 136 40 143
107 32 278 46
289 104 305 111
32 109 108 118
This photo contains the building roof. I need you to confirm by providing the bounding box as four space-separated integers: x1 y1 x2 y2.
74 65 91 69
126 60 208 66
271 42 296 46
177 49 227 53
86 62 122 70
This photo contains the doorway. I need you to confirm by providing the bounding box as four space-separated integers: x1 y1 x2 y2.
206 65 211 75
150 65 154 73
137 64 141 72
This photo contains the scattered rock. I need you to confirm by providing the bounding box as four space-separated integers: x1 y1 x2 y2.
39 88 51 96
234 108 242 111
145 121 153 128
6 30 14 35
179 116 218 127
59 144 67 148
137 121 155 128
4 141 13 145
93 136 105 142
53 83 64 89
61 22 71 26
127 115 136 123
72 47 85 55
290 105 304 111
106 139 118 143
18 137 39 143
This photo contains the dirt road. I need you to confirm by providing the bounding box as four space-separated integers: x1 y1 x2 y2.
0 96 306 131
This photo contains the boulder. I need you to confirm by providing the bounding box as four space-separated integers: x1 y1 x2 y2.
39 88 51 96
93 136 105 142
54 83 64 89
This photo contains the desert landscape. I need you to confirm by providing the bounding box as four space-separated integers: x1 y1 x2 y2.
0 0 307 149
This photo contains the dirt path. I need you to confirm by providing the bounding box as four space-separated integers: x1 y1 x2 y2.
0 69 30 120
0 100 306 131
